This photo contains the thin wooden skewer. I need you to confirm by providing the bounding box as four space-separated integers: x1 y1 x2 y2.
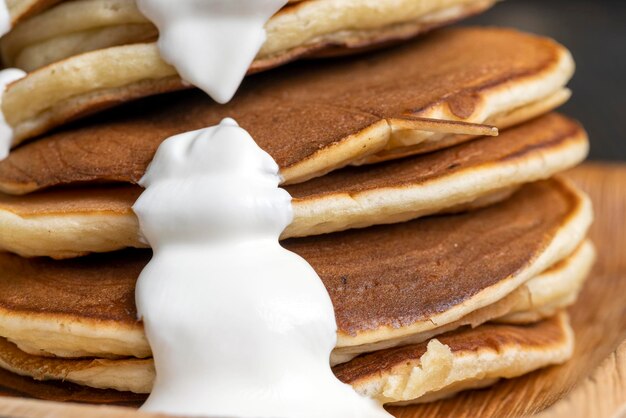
387 116 499 137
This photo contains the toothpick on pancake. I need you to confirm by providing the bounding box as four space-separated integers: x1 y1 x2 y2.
388 116 499 137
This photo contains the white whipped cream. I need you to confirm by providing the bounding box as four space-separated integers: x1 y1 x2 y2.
0 68 26 160
136 0 287 104
133 119 391 418
0 1 10 37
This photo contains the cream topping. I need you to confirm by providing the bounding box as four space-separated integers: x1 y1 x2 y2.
133 119 391 417
0 68 26 160
136 0 287 103
0 1 9 37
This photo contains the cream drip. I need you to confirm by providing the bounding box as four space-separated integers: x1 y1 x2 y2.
133 119 391 418
136 0 287 104
0 68 26 160
0 1 9 37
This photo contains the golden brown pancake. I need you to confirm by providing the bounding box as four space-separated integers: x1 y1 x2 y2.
0 113 589 258
333 240 594 364
2 27 573 173
1 0 495 71
0 179 593 364
336 313 574 405
0 313 574 402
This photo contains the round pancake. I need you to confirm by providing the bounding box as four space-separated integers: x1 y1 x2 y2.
0 313 574 401
336 313 574 405
1 27 573 175
0 179 592 362
0 113 589 258
1 0 495 71
332 240 594 364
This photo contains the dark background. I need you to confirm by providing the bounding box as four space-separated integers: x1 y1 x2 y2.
464 0 626 161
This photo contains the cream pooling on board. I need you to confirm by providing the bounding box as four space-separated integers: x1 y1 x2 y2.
136 0 287 104
0 68 26 160
133 119 391 418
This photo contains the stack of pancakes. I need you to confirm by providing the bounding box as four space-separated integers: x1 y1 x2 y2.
0 0 594 408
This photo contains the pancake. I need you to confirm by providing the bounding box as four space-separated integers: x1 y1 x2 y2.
0 113 588 258
0 313 574 401
495 241 595 325
333 240 594 364
1 0 496 71
337 312 574 405
0 366 145 405
0 179 593 364
2 0 63 27
1 27 573 173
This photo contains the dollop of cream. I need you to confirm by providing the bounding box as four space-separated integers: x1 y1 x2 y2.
0 1 10 37
0 68 26 160
133 119 391 418
136 0 287 104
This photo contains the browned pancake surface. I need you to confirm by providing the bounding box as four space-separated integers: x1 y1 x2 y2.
0 185 141 216
0 113 583 216
0 180 579 336
0 251 146 323
334 315 568 384
0 28 565 193
289 180 579 335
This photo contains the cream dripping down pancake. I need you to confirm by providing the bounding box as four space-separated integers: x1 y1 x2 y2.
0 27 573 167
129 117 390 417
0 179 593 363
0 313 575 403
0 113 589 258
0 0 496 71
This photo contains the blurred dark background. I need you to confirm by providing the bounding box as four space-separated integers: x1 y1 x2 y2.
465 0 626 161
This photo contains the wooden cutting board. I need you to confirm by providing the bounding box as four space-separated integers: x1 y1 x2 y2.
0 163 624 418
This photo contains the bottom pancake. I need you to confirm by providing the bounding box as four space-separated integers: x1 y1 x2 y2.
0 367 144 406
0 313 573 406
338 312 574 405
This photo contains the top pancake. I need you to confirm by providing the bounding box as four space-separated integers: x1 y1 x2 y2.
1 0 494 71
2 6 505 146
0 27 574 194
